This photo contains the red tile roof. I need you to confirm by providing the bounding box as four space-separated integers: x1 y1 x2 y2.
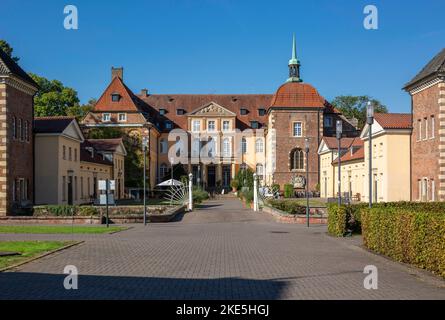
270 82 325 108
93 76 144 112
322 136 357 150
338 146 365 163
374 113 412 129
140 94 273 131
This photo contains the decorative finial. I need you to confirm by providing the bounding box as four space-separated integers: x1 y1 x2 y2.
287 34 302 83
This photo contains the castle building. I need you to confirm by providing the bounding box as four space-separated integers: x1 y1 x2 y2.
404 48 445 201
82 37 357 192
0 48 38 215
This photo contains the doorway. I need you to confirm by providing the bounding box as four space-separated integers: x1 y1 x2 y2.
68 176 73 205
222 165 231 188
207 165 216 188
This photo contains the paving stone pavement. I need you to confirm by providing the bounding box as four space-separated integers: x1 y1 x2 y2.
0 197 444 300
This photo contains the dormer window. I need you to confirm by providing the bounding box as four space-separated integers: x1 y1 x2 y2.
250 121 259 129
159 108 167 115
177 109 186 115
240 108 248 115
258 108 266 116
111 93 121 102
102 113 111 122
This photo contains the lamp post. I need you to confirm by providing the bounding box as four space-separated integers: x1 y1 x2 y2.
336 120 343 206
142 136 148 226
188 173 193 211
170 156 174 205
304 137 310 227
367 101 374 208
253 173 258 212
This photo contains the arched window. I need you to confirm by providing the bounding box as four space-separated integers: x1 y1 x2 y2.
222 138 231 157
241 137 247 154
160 163 168 178
159 139 167 154
255 138 264 153
290 148 304 170
256 163 264 179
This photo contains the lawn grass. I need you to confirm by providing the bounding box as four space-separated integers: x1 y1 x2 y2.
0 241 70 269
0 225 127 234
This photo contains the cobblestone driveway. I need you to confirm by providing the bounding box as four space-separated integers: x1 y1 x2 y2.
0 198 444 299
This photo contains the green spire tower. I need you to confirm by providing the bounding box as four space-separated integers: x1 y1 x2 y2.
286 34 302 83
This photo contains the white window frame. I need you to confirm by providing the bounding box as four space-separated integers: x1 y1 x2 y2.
118 113 127 122
255 138 264 153
241 137 247 154
192 120 201 132
222 120 230 132
293 122 303 137
207 120 216 132
160 139 167 154
102 113 111 122
222 138 231 157
431 179 435 201
424 117 428 140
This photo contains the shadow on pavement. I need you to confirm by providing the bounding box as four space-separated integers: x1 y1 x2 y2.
0 272 288 299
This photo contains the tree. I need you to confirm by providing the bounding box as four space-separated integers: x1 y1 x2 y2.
0 39 19 62
29 73 80 117
331 95 388 129
66 98 96 121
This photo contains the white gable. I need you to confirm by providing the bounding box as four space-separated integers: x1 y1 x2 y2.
62 120 85 142
189 101 236 117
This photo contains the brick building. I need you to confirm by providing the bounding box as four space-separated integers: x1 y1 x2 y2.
0 48 38 215
83 37 358 192
404 48 445 201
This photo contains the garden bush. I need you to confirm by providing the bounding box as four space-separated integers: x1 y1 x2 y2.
230 179 239 190
284 184 294 198
268 199 306 215
361 206 445 278
192 187 209 204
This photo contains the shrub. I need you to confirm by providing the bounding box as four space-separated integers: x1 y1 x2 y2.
361 206 445 278
327 203 369 236
230 179 239 190
242 189 254 204
77 206 99 216
284 184 294 198
268 199 306 215
193 187 209 204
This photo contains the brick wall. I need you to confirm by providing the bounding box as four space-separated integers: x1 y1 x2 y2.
0 82 34 215
269 109 321 191
411 82 441 201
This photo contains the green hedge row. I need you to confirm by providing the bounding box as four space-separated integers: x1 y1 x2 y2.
362 206 445 278
327 202 445 237
267 199 306 215
33 205 99 217
327 203 367 236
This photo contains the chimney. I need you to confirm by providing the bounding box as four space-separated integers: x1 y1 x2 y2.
141 88 148 96
111 67 123 80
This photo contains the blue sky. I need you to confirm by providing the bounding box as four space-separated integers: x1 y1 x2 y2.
1 0 444 112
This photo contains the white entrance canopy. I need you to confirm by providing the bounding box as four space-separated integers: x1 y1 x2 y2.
156 179 183 187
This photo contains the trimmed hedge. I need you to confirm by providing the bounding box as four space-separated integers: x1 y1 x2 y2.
361 206 445 278
33 205 99 217
327 203 367 236
267 199 306 215
284 184 293 198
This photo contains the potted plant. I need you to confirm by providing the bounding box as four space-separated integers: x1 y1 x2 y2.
230 179 239 193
